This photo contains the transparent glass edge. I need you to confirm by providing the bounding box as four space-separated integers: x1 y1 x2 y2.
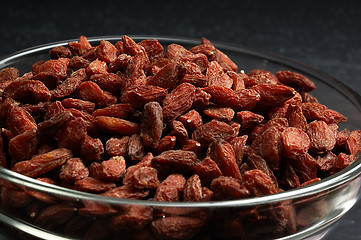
0 210 70 240
1 156 361 208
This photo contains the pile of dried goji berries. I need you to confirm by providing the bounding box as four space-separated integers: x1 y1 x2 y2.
1 35 360 201
1 36 361 239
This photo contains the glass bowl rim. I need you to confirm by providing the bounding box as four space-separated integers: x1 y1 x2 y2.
0 35 361 208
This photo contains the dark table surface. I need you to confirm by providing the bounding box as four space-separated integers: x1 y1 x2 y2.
1 0 361 239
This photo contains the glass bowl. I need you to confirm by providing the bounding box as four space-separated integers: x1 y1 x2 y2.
0 36 361 240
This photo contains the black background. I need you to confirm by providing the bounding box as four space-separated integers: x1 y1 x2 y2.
0 0 361 239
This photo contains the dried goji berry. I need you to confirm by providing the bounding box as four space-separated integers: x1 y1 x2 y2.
299 93 316 104
90 156 126 182
154 135 177 154
194 157 222 187
190 38 215 57
192 88 211 109
90 73 123 93
151 150 198 176
67 36 92 55
166 43 193 60
11 148 73 178
147 62 186 90
315 151 338 172
52 68 87 98
302 102 347 124
131 166 160 190
0 67 19 83
200 38 238 72
207 139 242 180
230 135 248 166
276 70 316 92
236 110 264 132
34 204 76 230
124 53 147 87
95 40 117 63
278 162 300 189
180 61 207 87
3 80 51 103
203 85 260 111
335 128 351 151
128 133 146 161
162 82 195 122
181 139 202 157
244 151 278 188
114 40 124 53
121 84 167 109
251 125 283 171
183 174 209 201
285 103 307 130
140 101 163 148
282 127 310 159
109 205 153 231
78 199 117 217
43 100 65 120
61 98 95 114
20 101 51 121
60 157 89 183
33 59 68 88
92 103 133 119
122 152 153 185
96 116 140 136
177 109 203 132
26 177 58 204
77 81 117 108
86 59 108 76
168 120 189 146
74 177 116 193
49 46 71 59
207 61 233 88
102 184 149 200
203 106 235 121
69 56 90 70
289 153 317 183
108 54 131 73
139 38 164 62
306 120 336 154
245 70 280 87
148 58 172 75
7 104 37 136
228 71 246 91
154 174 186 202
80 134 104 163
1 185 32 211
251 84 295 111
65 108 98 135
38 111 75 137
243 169 278 197
151 216 205 240
106 136 129 157
56 117 87 155
334 152 356 170
210 176 250 200
123 35 149 60
8 128 39 164
346 130 361 156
